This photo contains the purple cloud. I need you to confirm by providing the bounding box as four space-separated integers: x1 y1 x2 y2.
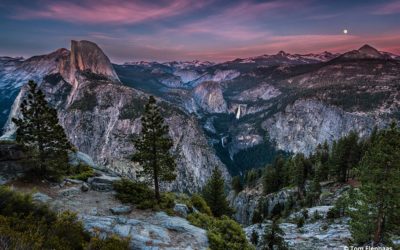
372 1 400 15
11 0 209 24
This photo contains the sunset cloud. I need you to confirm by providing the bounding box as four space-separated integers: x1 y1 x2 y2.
11 0 208 24
372 1 400 15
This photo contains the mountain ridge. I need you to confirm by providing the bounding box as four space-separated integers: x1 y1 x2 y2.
1 40 399 179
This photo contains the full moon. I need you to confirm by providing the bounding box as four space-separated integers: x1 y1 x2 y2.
343 29 348 34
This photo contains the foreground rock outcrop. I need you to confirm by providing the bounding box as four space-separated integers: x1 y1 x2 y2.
12 176 209 250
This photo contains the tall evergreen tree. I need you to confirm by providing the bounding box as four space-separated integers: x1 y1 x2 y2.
291 153 311 199
330 131 361 182
202 167 233 217
262 219 288 250
12 80 73 178
132 96 176 203
263 155 287 194
263 165 279 194
349 122 400 245
231 176 243 194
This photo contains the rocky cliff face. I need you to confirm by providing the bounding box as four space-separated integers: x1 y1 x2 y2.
67 40 119 82
229 183 297 225
3 41 229 193
0 143 31 184
191 81 227 113
262 99 384 155
0 50 68 129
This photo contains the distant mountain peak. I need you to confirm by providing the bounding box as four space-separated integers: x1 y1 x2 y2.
338 44 383 60
358 44 380 55
277 50 288 56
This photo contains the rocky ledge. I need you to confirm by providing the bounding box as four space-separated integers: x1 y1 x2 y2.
15 174 208 250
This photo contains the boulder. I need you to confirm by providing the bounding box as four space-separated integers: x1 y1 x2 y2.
110 205 132 215
65 178 84 185
88 175 121 192
69 151 98 169
59 187 80 197
81 182 90 192
173 203 189 218
32 192 52 203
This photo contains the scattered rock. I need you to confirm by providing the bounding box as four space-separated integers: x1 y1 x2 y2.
59 187 80 197
65 178 84 185
173 203 189 218
245 216 352 250
81 182 90 192
110 205 132 215
0 176 8 185
32 192 52 203
88 175 120 192
89 207 98 216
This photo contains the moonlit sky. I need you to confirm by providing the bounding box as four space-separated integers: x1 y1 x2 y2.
0 0 399 62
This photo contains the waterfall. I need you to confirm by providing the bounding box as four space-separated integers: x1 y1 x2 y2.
236 105 241 119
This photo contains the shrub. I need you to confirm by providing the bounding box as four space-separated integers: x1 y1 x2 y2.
88 234 130 250
113 179 154 205
187 212 215 229
190 194 212 216
188 212 254 250
69 163 96 181
326 207 340 220
0 186 129 250
301 209 309 220
313 210 323 221
209 216 254 250
296 216 305 228
113 179 175 211
269 203 283 219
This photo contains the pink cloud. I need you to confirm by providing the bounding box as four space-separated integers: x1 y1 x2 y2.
160 1 306 42
372 1 400 15
180 33 400 61
12 0 208 24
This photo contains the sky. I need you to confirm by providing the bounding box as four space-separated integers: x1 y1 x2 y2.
0 0 399 62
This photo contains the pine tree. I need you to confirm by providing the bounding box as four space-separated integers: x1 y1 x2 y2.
262 219 288 250
349 122 400 245
202 167 233 217
291 153 310 199
231 176 243 194
132 96 176 203
12 80 73 178
330 131 361 182
250 229 259 246
263 165 279 194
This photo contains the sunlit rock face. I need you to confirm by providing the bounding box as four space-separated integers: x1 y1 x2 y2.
3 40 229 193
68 40 119 82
